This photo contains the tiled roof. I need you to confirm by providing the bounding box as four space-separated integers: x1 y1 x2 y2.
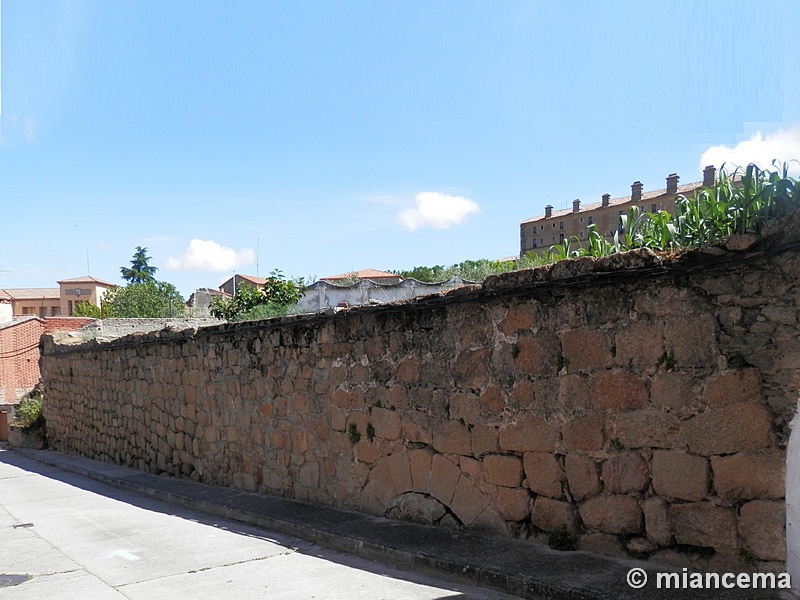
0 288 60 300
57 276 117 287
236 275 268 285
322 269 400 281
521 181 703 224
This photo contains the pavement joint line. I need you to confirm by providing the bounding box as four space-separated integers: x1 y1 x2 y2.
8 448 789 600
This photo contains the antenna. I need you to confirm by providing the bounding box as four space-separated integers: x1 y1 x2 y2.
256 238 260 277
86 248 90 275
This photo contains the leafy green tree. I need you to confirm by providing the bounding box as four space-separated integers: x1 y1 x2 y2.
102 281 185 318
121 247 158 284
73 300 111 318
396 265 446 282
209 270 305 321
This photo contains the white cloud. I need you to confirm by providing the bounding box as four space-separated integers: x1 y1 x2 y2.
700 126 800 175
397 192 480 231
166 240 255 272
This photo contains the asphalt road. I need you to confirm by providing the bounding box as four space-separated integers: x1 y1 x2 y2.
0 447 519 600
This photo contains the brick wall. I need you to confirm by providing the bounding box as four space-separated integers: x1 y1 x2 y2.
0 318 45 403
40 216 800 573
43 317 96 334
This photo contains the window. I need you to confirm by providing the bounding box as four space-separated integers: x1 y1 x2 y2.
559 233 564 242
22 307 34 315
552 236 555 243
540 225 544 231
532 239 537 248
579 231 584 239
559 221 564 229
51 307 61 316
588 216 593 225
67 301 73 316
39 307 47 318
651 204 657 213
579 217 584 224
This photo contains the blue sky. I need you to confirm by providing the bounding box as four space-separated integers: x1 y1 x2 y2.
2 0 799 297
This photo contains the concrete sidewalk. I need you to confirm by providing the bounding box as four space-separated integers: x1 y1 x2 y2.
9 447 789 600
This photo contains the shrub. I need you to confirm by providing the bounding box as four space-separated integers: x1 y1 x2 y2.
14 392 44 428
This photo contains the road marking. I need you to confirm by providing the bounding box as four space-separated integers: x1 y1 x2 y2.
107 549 141 561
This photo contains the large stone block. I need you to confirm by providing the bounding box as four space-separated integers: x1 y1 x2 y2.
579 495 643 535
471 424 499 458
498 415 557 453
560 328 613 372
652 451 709 502
430 454 460 506
610 411 683 450
703 369 763 407
562 415 605 452
614 321 664 368
493 487 531 522
532 496 579 533
649 371 701 415
370 407 402 440
450 475 489 527
642 497 672 546
663 313 718 368
670 503 737 550
432 420 472 456
408 448 433 492
711 450 785 500
739 500 786 561
483 454 524 488
499 304 535 334
523 452 564 499
454 348 489 388
565 454 601 501
683 403 773 456
589 371 647 411
514 335 558 377
601 452 650 494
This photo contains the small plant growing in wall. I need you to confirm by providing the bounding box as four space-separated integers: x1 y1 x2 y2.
366 422 375 442
738 547 758 567
609 438 625 453
347 422 361 444
13 391 44 429
556 353 569 373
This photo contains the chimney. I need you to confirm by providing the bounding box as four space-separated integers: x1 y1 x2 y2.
631 181 643 203
572 199 581 213
544 205 553 218
601 193 610 208
703 165 716 188
666 173 679 195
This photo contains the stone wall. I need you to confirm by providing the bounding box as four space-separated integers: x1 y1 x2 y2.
40 216 800 573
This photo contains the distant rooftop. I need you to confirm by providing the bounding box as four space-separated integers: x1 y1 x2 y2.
521 180 703 224
0 288 60 300
57 276 117 287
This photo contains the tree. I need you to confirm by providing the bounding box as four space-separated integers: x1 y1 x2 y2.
210 270 305 321
102 281 185 318
121 247 158 284
73 300 110 318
